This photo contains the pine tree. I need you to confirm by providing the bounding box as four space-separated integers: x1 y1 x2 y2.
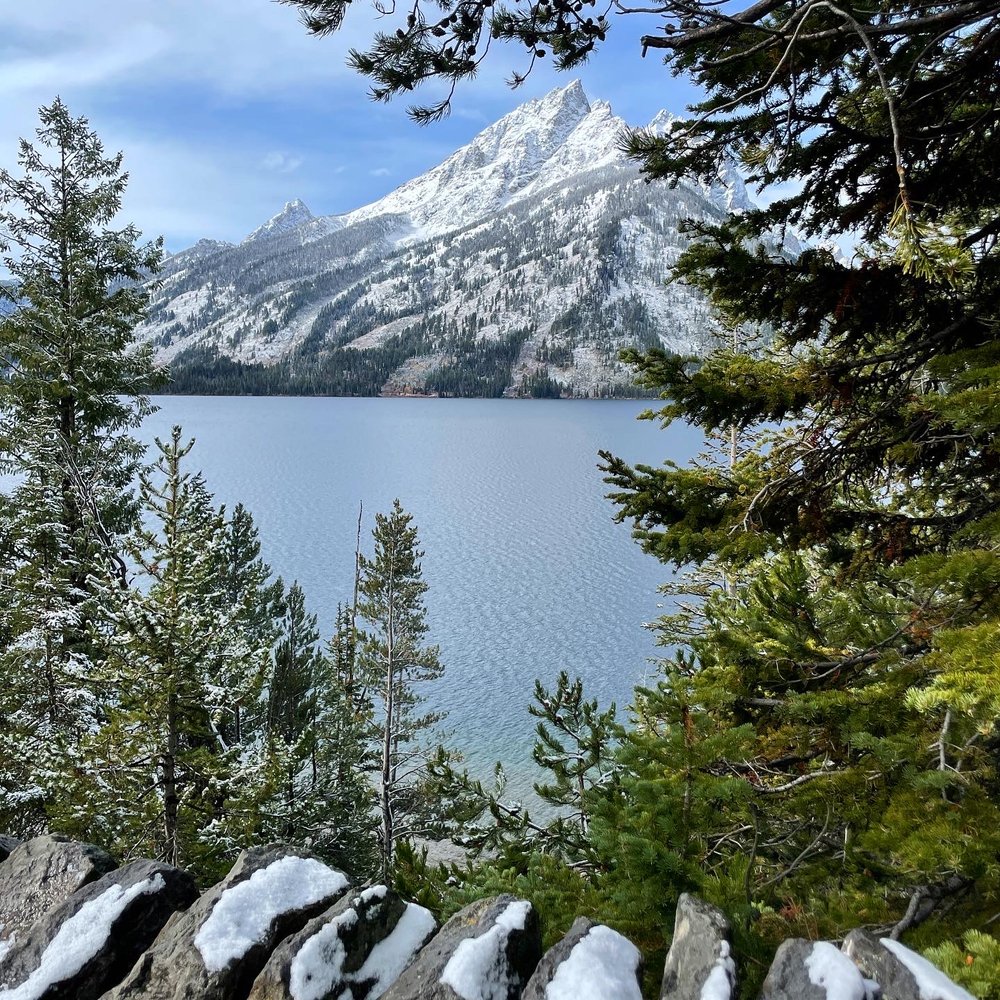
75 429 271 877
0 99 162 833
356 500 450 885
264 580 324 841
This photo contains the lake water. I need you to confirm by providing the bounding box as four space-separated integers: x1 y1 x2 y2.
142 396 701 787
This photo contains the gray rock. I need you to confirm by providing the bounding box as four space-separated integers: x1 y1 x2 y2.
106 845 351 1000
842 930 919 1000
522 916 643 1000
0 836 21 864
0 835 116 952
0 859 197 1000
660 894 735 1000
761 939 878 1000
842 930 977 1000
381 894 541 1000
247 884 437 1000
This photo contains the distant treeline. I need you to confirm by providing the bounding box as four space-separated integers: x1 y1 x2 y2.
158 340 656 399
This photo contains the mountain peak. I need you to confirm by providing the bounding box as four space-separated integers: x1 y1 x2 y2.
540 79 590 114
244 199 314 243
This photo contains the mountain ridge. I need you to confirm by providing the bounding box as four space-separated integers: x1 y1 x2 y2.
141 82 761 398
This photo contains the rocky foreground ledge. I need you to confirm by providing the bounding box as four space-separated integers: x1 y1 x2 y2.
0 834 978 1000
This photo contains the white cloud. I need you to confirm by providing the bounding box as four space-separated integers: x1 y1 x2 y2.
262 151 304 174
0 24 169 96
369 166 391 177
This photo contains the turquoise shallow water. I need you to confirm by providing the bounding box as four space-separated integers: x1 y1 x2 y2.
141 396 701 786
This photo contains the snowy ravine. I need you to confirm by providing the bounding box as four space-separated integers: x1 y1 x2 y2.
137 81 782 398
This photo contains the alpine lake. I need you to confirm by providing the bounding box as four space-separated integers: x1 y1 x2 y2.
143 396 703 794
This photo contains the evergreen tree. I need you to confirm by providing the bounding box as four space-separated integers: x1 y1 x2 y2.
263 580 324 841
356 500 450 884
76 429 271 877
0 99 162 832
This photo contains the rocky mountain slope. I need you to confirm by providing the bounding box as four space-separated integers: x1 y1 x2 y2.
140 81 764 398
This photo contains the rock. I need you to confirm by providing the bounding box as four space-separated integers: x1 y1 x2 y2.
0 835 116 954
247 884 436 1000
521 916 642 1000
381 894 541 1000
761 939 878 1000
106 845 350 1000
0 858 197 1000
659 894 736 1000
842 930 975 1000
842 930 920 1000
0 837 20 865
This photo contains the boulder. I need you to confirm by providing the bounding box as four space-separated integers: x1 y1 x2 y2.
247 884 436 1000
0 858 197 1000
521 916 642 1000
659 893 735 1000
381 894 541 1000
0 835 116 955
842 930 975 1000
0 837 20 865
761 939 879 1000
106 845 350 1000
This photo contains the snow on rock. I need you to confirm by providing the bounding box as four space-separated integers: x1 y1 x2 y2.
659 894 736 1000
521 918 642 1000
196 856 349 972
0 859 197 1000
248 883 435 1000
700 941 737 1000
0 836 116 957
879 939 976 1000
762 939 877 1000
543 925 642 1000
439 901 532 1000
353 901 437 998
0 875 163 1000
804 942 876 1000
108 846 350 1000
382 895 540 1000
287 906 357 1000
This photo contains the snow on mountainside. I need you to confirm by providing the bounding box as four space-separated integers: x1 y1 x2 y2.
138 81 766 398
243 198 315 243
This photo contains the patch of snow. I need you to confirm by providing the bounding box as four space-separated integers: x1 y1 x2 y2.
0 934 13 964
439 900 532 1000
879 939 976 1000
195 856 348 973
700 939 737 1000
288 889 434 1000
0 874 164 1000
545 925 642 1000
288 908 357 1000
354 901 436 999
805 941 875 1000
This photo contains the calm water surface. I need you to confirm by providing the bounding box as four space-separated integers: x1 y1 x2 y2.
143 397 701 784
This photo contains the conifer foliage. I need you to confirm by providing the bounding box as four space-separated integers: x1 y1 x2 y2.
282 0 1000 972
0 99 161 832
356 499 453 885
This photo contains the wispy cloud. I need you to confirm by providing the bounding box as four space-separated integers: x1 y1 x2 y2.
369 166 391 177
262 151 304 174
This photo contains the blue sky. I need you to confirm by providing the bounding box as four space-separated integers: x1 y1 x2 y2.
1 1 702 252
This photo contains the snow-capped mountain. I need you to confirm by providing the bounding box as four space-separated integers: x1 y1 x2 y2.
140 81 761 397
243 198 315 243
